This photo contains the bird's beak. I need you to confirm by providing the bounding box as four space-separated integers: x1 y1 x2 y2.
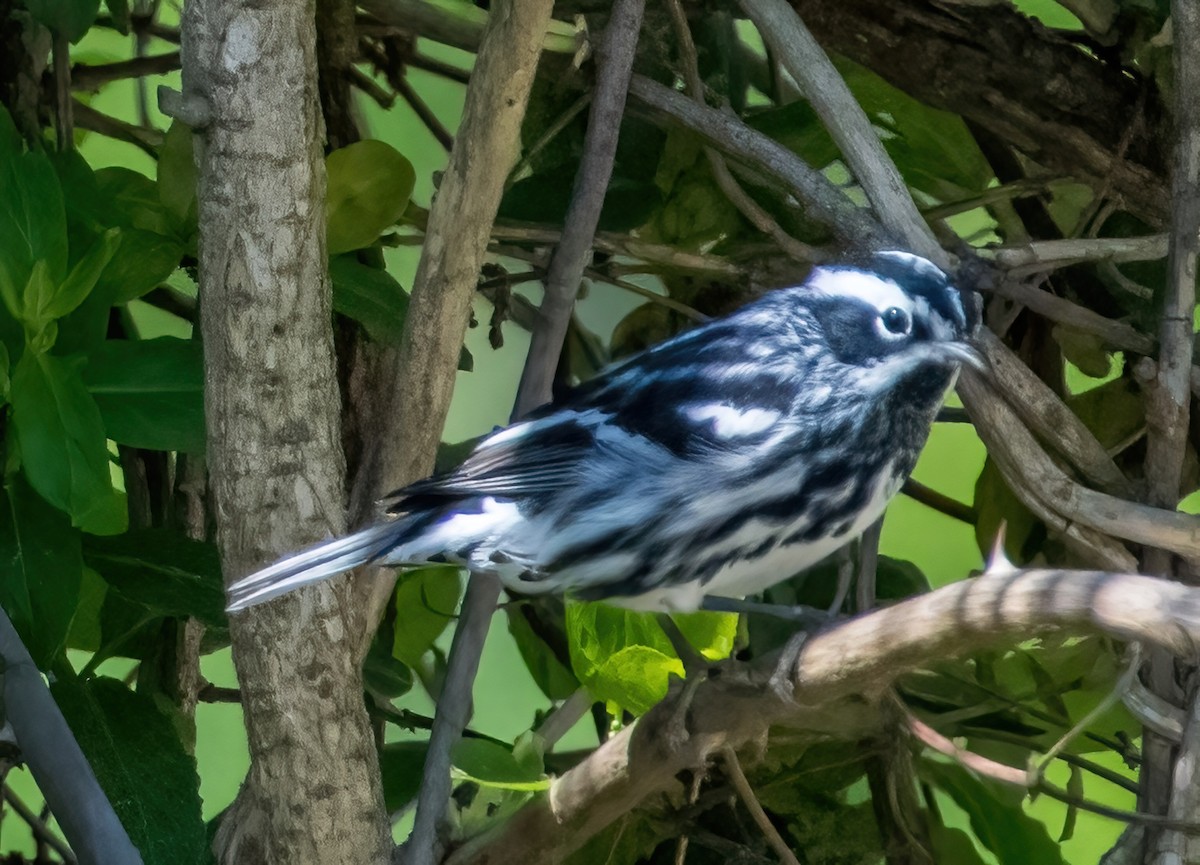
938 340 986 371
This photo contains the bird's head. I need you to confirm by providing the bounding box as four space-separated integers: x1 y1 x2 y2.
792 251 981 386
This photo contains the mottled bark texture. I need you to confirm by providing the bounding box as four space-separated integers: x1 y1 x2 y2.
180 0 390 861
350 0 556 630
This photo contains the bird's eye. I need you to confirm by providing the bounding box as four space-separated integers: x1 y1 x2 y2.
881 306 911 335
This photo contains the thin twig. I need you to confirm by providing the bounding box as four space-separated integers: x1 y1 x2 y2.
53 34 74 151
72 52 181 90
511 0 647 418
736 0 942 265
535 690 594 751
721 747 802 865
394 74 454 151
408 50 471 85
405 574 503 865
900 479 975 524
1035 643 1142 783
987 278 1155 355
963 727 1139 795
627 75 889 250
507 91 593 189
2 786 78 864
347 65 395 109
664 0 816 263
72 99 163 155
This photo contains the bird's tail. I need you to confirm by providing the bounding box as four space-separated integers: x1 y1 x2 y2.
225 522 404 612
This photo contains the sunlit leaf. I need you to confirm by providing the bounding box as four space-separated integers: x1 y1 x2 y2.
10 350 125 532
326 140 415 254
392 565 463 667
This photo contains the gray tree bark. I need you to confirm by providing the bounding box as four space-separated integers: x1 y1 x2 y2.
179 0 390 860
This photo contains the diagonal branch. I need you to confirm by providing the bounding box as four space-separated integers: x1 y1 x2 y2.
511 0 647 418
448 568 1200 865
0 608 141 865
739 0 942 265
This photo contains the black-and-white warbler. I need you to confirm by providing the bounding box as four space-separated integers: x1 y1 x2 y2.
226 251 980 614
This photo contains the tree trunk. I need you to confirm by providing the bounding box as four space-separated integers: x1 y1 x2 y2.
180 0 390 860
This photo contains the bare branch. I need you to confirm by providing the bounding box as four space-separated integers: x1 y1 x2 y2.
512 0 647 418
721 746 802 865
1147 2 1200 860
976 328 1133 497
72 99 163 155
627 75 889 250
738 0 943 265
665 0 818 263
449 568 1200 865
72 52 181 90
988 278 1156 356
994 236 1169 269
2 786 79 864
404 574 503 865
900 479 975 524
959 371 1200 565
0 609 141 865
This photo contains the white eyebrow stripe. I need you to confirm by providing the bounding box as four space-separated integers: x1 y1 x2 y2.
686 404 781 437
807 267 913 314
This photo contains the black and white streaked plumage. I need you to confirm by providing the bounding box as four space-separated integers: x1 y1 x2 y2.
226 251 980 614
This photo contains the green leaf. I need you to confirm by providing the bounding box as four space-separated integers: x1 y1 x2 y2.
42 228 120 321
10 350 125 532
451 738 549 792
99 229 183 304
52 676 208 865
670 610 738 661
103 0 130 32
0 474 83 667
928 823 989 865
380 741 427 811
330 255 409 344
83 529 226 628
392 565 463 667
82 337 205 453
0 105 18 160
566 603 682 714
24 0 101 41
364 625 413 699
95 167 172 235
500 167 662 234
157 121 197 239
923 759 1067 865
19 260 55 336
0 141 67 292
326 140 415 255
0 340 9 400
67 566 108 652
505 605 578 701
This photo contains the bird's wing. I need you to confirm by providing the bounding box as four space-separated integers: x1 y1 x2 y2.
382 410 602 511
383 314 801 511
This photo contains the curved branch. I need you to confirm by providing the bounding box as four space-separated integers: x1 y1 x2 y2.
449 568 1200 865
